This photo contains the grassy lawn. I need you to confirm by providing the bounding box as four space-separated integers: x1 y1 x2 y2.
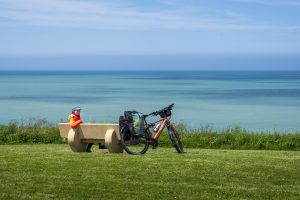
0 144 299 200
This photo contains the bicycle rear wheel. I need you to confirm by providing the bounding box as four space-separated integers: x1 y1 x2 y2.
167 124 184 153
120 125 150 155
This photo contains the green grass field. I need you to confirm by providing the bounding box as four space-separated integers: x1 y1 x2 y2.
0 144 299 199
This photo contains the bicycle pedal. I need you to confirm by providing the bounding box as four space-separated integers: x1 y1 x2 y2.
151 139 158 149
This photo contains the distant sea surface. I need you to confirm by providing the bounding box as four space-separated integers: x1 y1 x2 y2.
1 71 300 131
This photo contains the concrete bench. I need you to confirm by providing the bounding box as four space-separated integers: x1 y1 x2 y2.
58 123 123 153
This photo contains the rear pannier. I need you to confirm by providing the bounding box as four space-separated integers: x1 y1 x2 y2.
119 111 145 136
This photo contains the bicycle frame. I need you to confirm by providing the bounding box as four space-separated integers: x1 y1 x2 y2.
119 104 184 154
144 117 171 140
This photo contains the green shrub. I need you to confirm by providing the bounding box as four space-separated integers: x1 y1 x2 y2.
158 124 300 151
0 120 299 151
0 119 64 144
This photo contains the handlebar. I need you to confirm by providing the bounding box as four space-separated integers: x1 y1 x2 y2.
143 104 174 118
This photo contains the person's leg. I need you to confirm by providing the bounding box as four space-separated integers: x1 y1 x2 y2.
98 143 106 149
86 143 93 152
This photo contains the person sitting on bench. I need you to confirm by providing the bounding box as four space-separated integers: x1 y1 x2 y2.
68 106 93 152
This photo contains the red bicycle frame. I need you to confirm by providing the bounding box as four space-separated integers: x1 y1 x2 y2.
145 117 171 140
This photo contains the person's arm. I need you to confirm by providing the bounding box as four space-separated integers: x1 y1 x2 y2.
70 119 83 128
68 115 83 128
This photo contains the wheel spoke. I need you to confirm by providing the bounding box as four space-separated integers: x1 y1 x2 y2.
120 125 150 155
168 125 184 153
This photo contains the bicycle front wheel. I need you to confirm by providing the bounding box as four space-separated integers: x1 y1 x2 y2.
120 125 150 155
167 124 184 153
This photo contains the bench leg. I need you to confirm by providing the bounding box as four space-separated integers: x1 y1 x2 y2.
105 129 123 153
68 128 86 152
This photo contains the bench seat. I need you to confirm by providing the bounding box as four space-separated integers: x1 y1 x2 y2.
58 123 123 153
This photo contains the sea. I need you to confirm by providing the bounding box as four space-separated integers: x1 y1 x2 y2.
0 70 299 132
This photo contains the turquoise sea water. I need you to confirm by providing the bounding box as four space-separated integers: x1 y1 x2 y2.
0 71 300 131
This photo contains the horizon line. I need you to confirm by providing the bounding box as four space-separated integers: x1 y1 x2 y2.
1 69 300 72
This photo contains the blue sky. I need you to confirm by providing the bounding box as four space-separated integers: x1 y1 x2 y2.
0 0 300 70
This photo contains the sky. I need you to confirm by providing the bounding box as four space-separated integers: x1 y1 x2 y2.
0 0 300 70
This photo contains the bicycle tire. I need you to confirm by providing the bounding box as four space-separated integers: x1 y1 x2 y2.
167 124 184 153
120 125 150 155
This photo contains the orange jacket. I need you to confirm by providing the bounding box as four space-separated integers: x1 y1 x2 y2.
68 113 83 128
